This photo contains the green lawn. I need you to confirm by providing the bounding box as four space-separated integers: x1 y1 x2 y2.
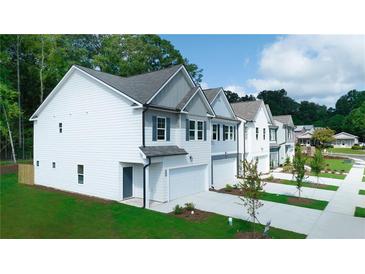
312 172 346 180
258 192 328 210
358 190 365 195
268 179 338 191
363 176 365 182
0 173 305 239
328 147 365 155
1 160 32 165
354 207 365 218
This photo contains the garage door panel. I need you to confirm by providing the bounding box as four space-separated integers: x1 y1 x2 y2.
213 158 236 189
169 165 206 200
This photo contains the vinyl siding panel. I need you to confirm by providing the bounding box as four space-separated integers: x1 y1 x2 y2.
33 70 143 201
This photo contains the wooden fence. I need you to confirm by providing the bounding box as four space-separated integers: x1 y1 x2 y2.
18 164 34 185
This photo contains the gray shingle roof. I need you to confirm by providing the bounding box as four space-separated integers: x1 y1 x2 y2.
273 115 294 127
231 100 262 121
203 88 222 103
139 146 188 158
75 64 183 104
176 87 200 110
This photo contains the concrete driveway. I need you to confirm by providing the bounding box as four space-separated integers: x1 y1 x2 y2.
151 191 323 235
151 159 365 238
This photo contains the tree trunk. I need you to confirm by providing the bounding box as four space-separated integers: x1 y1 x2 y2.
17 35 22 154
2 102 16 163
40 37 45 104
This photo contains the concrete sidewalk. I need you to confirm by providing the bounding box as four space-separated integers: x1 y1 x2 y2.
307 159 365 238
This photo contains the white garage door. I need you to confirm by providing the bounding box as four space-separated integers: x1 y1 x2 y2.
169 165 207 200
257 155 269 173
213 158 237 189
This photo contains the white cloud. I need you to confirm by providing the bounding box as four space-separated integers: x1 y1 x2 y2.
246 35 365 106
200 81 209 89
224 85 245 96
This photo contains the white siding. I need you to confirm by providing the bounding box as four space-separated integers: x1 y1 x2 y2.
211 93 235 118
34 70 143 201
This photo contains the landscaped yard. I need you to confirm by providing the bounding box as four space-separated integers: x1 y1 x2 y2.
266 178 338 191
216 188 328 210
0 173 305 239
328 147 365 155
304 156 352 180
354 207 365 218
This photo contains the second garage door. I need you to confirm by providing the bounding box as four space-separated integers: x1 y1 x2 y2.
169 164 207 200
212 158 237 190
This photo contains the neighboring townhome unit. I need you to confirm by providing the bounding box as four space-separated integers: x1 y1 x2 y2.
231 100 273 174
332 132 359 148
272 115 295 166
203 88 240 190
30 64 215 208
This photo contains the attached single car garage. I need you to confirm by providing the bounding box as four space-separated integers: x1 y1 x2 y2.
212 157 237 189
169 164 207 200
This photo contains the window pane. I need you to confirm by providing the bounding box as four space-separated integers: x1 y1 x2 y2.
157 117 165 129
189 130 195 140
197 121 203 130
78 175 84 184
189 120 195 130
198 130 203 140
78 165 83 174
157 129 165 140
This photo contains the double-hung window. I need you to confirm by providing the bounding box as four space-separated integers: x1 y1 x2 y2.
256 127 259 140
212 124 218 140
197 121 203 140
59 123 63 133
78 165 84 184
229 126 234 140
263 128 266 140
189 120 196 140
270 129 276 141
157 117 166 141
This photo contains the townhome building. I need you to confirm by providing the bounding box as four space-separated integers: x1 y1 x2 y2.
231 100 273 174
272 115 295 166
203 88 240 189
30 64 216 208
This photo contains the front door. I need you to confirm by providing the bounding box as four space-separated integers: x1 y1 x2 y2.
123 167 133 199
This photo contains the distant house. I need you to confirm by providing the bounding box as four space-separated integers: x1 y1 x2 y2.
332 132 359 148
273 115 295 166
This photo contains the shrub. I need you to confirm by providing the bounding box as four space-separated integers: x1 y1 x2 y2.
184 202 195 211
173 204 184 215
225 184 233 192
282 165 293 173
341 169 345 174
352 144 361 150
268 175 274 181
331 170 336 174
233 184 239 189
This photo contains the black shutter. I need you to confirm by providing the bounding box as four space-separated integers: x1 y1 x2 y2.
186 119 189 141
218 124 220 141
204 121 207 141
234 125 236 141
152 116 157 141
166 117 170 141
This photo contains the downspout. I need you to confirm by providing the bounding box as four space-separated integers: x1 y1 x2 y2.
142 105 149 208
236 121 240 178
243 122 246 177
143 157 151 208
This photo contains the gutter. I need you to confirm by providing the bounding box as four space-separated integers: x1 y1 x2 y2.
142 105 149 208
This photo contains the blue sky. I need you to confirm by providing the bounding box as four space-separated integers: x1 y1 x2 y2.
161 35 365 107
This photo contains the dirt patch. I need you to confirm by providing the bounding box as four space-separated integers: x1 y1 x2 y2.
213 187 242 196
0 164 18 175
235 232 268 239
287 197 312 205
170 208 213 221
27 184 113 204
324 155 347 160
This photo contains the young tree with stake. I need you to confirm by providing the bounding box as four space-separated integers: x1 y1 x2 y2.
238 159 266 236
292 145 306 197
310 148 325 184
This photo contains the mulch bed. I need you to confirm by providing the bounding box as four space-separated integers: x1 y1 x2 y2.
235 232 268 239
170 208 213 221
287 197 312 205
0 164 18 175
212 187 243 196
267 178 333 190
